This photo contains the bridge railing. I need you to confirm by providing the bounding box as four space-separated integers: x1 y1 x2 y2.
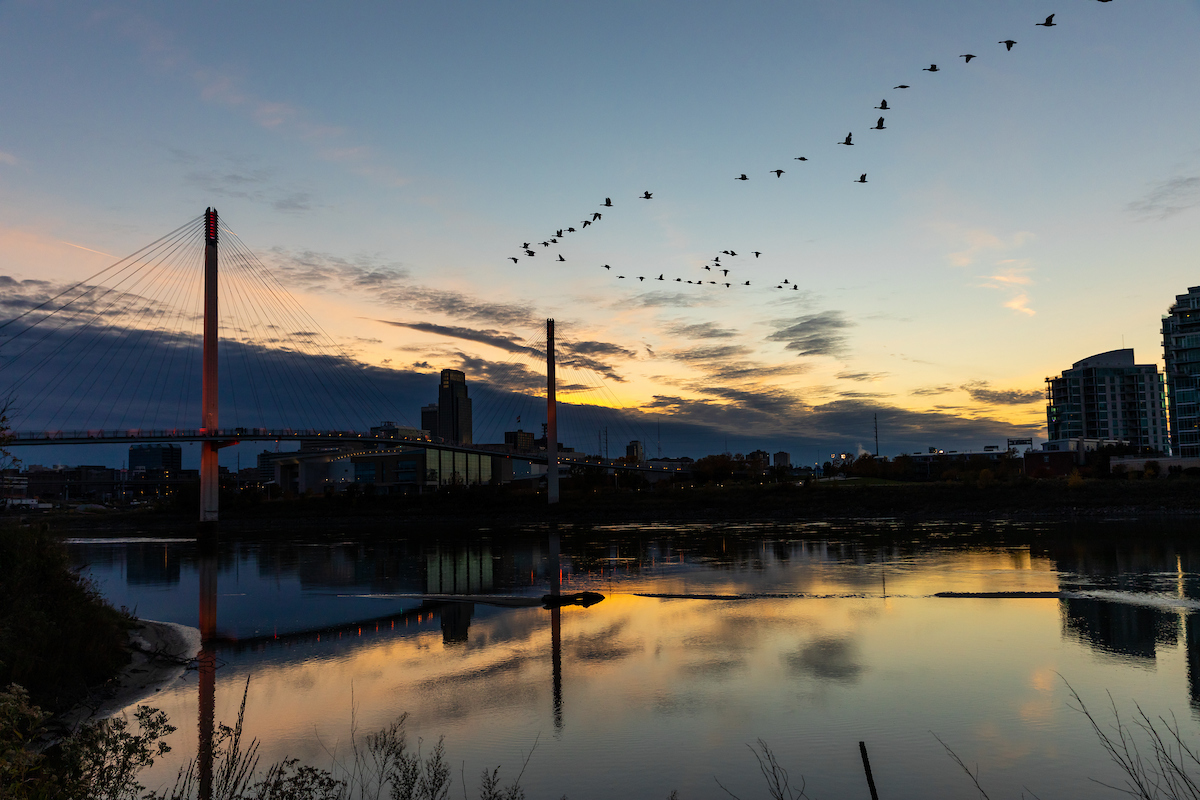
8 428 436 442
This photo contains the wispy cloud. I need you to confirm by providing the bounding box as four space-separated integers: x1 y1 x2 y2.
666 321 740 340
961 380 1042 405
765 311 853 358
980 262 1036 316
837 371 888 382
946 229 1033 268
0 151 18 166
911 385 955 397
1128 176 1200 220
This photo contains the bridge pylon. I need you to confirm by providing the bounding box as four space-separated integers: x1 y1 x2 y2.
546 318 558 505
200 208 232 523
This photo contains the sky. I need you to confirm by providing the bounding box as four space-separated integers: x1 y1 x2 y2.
2 0 1200 465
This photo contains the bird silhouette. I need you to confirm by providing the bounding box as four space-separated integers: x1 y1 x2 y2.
686 280 694 284
708 281 716 285
873 117 886 130
960 54 976 62
522 242 531 248
792 285 799 291
641 191 653 199
753 251 762 258
567 227 576 232
592 212 602 221
556 230 563 237
550 238 557 243
602 264 611 270
876 99 889 110
794 156 808 161
508 257 518 264
714 256 721 263
729 250 737 256
704 265 712 271
723 283 731 288
743 281 751 286
855 174 868 183
557 254 565 262
783 279 790 284
736 174 749 180
674 278 682 282
770 169 785 178
1036 14 1056 26
525 249 536 256
721 251 732 255
618 275 626 279
1000 39 1017 50
775 285 783 289
923 64 939 72
604 197 612 207
541 241 550 247
638 276 645 281
656 274 664 280
721 269 730 276
839 132 854 145
894 84 910 89
581 220 591 227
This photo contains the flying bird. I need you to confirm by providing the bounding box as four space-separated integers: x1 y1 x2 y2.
713 256 721 263
783 279 790 284
581 220 591 227
876 99 889 110
508 257 518 264
557 254 565 262
792 285 799 291
770 169 784 177
567 227 576 232
556 230 563 237
525 249 535 256
638 276 645 281
703 265 712 271
736 174 749 180
723 283 731 288
753 251 762 258
729 250 737 256
794 156 808 161
855 174 868 183
674 278 682 282
960 54 976 62
522 242 531 248
1000 39 1017 50
618 275 626 279
602 264 611 270
923 64 939 72
894 84 910 89
743 281 751 286
592 212 602 221
873 117 886 130
720 269 730 276
604 197 612 206
656 274 664 280
839 132 854 145
550 238 557 243
1036 14 1056 26
541 241 550 247
641 191 653 199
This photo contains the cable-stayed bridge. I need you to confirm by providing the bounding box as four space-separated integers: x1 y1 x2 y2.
0 209 681 519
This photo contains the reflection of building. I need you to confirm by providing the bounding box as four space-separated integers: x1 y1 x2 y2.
438 369 472 444
427 545 494 645
1046 349 1168 454
440 603 473 644
125 542 182 586
1060 597 1176 661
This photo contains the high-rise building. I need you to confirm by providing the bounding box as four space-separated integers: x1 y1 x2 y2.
1045 349 1168 454
437 369 472 444
504 430 535 452
420 404 439 437
626 440 645 463
129 444 182 472
1163 286 1200 456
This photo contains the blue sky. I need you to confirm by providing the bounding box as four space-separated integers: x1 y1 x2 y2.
3 0 1200 464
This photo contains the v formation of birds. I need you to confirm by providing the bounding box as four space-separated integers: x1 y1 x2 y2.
503 8 1085 294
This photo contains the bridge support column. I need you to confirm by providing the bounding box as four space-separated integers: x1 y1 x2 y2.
546 318 558 505
200 208 220 523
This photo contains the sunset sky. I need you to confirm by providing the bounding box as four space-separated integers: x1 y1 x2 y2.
2 0 1199 462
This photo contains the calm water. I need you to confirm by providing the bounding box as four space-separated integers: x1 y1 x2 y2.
70 521 1200 799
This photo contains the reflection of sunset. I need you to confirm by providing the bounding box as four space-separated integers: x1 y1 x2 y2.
76 532 1200 800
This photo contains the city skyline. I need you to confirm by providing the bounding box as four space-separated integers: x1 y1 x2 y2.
2 1 1199 461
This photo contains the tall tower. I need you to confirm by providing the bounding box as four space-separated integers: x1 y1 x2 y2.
438 369 472 444
200 208 220 522
1163 287 1200 456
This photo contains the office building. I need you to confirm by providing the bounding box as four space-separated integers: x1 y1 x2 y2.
626 440 645 464
774 451 791 469
505 429 535 452
1163 287 1200 456
1045 349 1168 454
421 404 439 437
437 370 472 444
129 444 182 472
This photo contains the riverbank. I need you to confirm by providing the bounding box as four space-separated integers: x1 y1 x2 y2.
23 475 1200 537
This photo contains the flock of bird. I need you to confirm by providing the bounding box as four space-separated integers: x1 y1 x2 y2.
503 8 1100 293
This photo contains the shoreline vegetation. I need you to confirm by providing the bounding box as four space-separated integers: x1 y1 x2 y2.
16 476 1200 537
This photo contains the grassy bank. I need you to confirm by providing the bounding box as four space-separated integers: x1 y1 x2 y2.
34 474 1200 537
0 522 131 713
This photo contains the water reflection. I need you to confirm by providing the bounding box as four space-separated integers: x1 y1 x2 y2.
66 524 1200 800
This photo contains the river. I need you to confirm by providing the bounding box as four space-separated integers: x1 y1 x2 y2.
69 519 1200 799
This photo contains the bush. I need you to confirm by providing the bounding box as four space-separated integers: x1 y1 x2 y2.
0 525 131 712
